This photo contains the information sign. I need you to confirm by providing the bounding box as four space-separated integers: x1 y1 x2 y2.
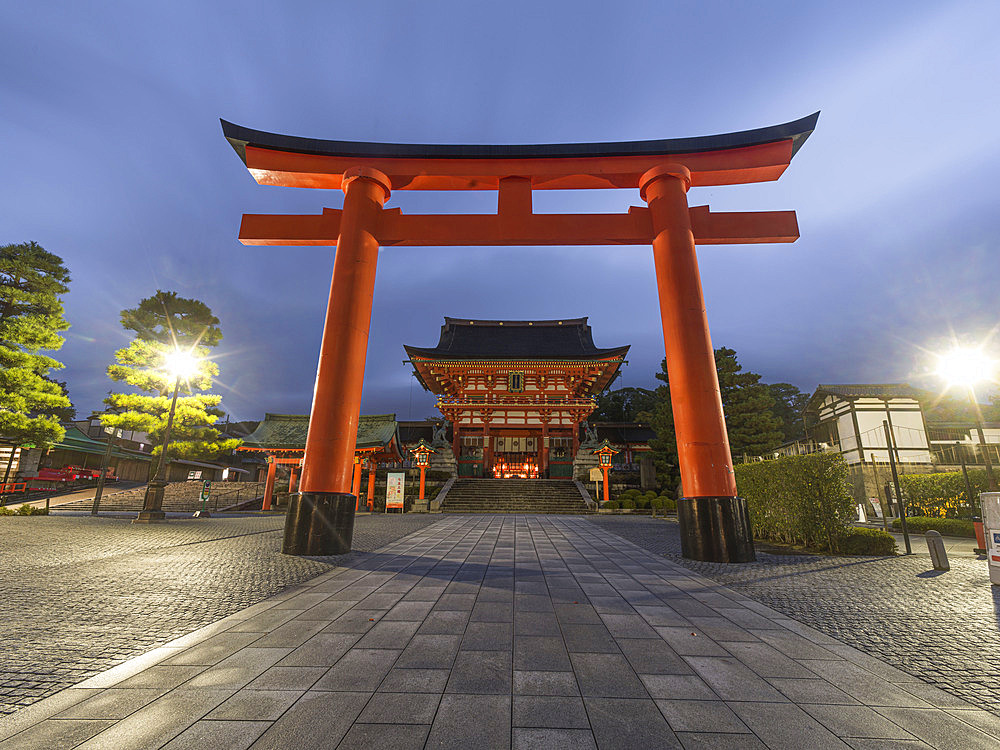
589 467 603 482
386 473 405 510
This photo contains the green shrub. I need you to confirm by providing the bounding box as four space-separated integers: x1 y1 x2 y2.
898 470 987 519
650 498 664 511
840 528 897 556
644 490 657 499
634 497 650 510
603 500 620 510
735 453 855 552
891 516 975 538
1 504 47 516
621 499 636 510
621 489 640 498
660 497 677 512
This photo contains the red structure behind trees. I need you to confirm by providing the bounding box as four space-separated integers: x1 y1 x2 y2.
223 113 817 562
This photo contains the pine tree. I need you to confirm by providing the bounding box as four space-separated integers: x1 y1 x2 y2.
0 242 72 448
767 383 810 442
102 291 240 460
644 348 785 494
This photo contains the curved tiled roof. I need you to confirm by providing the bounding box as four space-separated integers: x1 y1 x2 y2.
404 318 628 361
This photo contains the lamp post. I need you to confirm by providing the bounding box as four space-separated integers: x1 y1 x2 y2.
936 347 997 492
593 440 620 505
409 440 435 500
135 349 200 523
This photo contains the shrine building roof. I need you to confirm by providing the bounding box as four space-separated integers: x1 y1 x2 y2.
404 317 629 362
242 413 401 456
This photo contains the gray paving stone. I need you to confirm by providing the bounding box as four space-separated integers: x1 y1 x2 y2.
632 605 690 627
53 687 165 720
720 640 818 678
514 636 572 671
313 649 400 692
358 692 441 724
161 719 270 749
656 627 731 657
434 594 477 610
873 706 1000 750
462 621 513 651
513 727 597 749
355 620 421 649
337 722 431 750
472 600 514 622
418 610 471 635
323 609 386 634
379 668 450 694
251 619 327 648
584 697 682 750
0 718 116 750
446 650 512 695
276 632 361 667
247 690 369 749
205 689 303 720
654 698 749 733
513 695 589 729
113 665 206 690
245 666 326 691
395 635 461 669
383 600 436 621
843 739 933 750
560 623 619 653
618 637 692 675
185 647 292 689
426 694 511 750
728 700 853 750
688 616 760 642
514 611 562 637
674 732 768 749
799 660 933 708
767 677 861 705
513 670 579 696
802 703 917 740
73 688 235 749
639 673 719 700
571 653 646 698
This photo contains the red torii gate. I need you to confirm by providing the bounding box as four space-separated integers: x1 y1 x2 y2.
223 113 818 562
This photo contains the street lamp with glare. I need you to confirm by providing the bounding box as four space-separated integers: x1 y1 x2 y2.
134 348 203 523
935 346 997 492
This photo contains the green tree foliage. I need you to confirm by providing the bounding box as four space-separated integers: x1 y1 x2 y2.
914 388 1000 423
591 386 658 422
766 383 809 443
644 348 785 493
0 242 72 447
102 291 240 460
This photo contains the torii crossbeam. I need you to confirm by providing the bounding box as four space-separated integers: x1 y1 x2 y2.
223 112 818 562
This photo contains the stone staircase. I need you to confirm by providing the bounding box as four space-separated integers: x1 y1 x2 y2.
441 479 591 514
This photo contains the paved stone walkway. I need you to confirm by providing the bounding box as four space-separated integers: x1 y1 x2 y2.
0 513 441 715
3 515 1000 749
590 515 1000 715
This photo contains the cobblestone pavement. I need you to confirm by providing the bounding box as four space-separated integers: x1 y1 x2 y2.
589 515 1000 714
0 513 441 715
4 515 1000 749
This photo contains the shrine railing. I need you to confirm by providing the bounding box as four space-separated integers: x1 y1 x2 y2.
437 395 596 409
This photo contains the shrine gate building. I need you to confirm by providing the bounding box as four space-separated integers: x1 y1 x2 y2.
406 317 626 480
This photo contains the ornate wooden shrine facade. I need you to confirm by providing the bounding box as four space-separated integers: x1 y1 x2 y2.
239 413 402 510
406 318 626 479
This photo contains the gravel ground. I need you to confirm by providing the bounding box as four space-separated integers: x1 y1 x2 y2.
588 514 1000 715
0 512 441 715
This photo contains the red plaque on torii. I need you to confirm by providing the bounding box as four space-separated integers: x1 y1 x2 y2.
222 113 818 561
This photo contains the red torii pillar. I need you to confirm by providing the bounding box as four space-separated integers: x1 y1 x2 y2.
224 113 817 562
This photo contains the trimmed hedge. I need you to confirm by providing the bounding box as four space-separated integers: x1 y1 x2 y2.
891 516 976 538
735 453 855 553
621 499 636 510
603 500 620 510
898 470 987 519
840 528 897 556
0 504 48 516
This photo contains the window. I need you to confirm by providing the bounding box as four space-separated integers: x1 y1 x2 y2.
507 371 524 393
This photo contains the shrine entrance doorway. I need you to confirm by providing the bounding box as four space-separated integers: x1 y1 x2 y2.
223 113 818 563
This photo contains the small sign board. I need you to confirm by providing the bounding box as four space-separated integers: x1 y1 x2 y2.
200 480 211 502
868 498 884 519
386 472 405 510
589 467 603 482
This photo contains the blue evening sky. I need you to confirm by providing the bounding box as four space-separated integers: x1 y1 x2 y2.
2 0 998 420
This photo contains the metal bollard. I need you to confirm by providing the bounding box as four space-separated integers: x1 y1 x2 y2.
926 530 949 572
